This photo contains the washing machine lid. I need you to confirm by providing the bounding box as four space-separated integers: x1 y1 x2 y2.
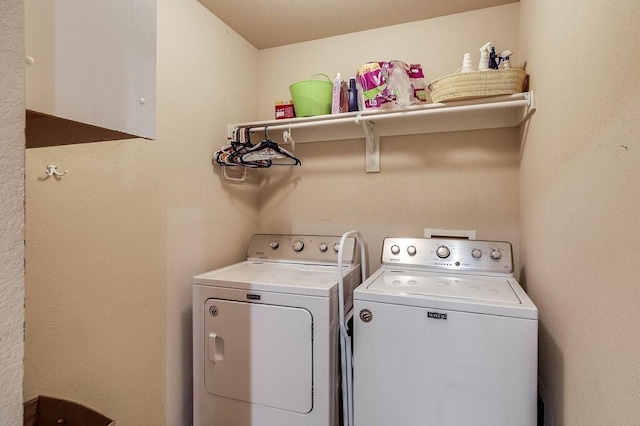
194 261 356 297
355 268 538 319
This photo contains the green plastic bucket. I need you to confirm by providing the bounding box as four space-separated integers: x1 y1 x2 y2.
289 74 333 117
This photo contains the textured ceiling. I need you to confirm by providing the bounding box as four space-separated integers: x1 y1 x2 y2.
197 0 518 50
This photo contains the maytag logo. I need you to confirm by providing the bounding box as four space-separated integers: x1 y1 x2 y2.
247 294 261 301
427 311 447 320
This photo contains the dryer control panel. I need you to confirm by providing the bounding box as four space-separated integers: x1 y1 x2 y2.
247 234 356 264
382 237 513 274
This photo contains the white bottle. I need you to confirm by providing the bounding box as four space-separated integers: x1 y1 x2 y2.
500 50 513 69
478 42 491 71
331 73 342 114
461 53 474 73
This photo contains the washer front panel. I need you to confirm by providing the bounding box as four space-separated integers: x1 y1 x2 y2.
353 299 538 426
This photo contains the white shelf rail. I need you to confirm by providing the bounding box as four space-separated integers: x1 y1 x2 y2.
228 92 535 173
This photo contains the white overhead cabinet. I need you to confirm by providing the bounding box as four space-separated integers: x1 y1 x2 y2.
25 0 157 147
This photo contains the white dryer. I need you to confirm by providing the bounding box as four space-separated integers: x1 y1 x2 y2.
353 237 538 426
193 234 363 426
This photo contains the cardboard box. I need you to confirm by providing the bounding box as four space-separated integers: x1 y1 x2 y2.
275 101 295 120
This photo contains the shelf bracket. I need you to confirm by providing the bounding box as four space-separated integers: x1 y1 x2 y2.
519 90 537 124
358 118 380 173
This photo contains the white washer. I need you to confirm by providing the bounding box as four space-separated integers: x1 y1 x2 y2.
193 234 362 426
353 237 538 426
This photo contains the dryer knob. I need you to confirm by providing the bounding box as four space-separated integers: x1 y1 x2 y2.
471 248 482 259
319 243 328 252
391 245 401 255
407 245 417 256
269 241 279 249
436 245 450 258
490 249 502 260
333 243 340 253
292 240 305 252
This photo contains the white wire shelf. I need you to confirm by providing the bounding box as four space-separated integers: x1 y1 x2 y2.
228 91 535 173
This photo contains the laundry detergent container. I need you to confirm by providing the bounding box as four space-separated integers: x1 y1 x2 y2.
289 74 332 117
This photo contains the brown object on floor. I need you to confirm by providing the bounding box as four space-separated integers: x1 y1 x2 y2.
24 396 114 426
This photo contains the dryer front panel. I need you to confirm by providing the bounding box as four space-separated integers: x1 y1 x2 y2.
204 299 313 414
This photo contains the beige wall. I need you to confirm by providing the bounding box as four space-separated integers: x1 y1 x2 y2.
24 1 259 425
255 129 521 272
23 1 640 425
518 0 640 424
256 4 522 272
0 0 25 423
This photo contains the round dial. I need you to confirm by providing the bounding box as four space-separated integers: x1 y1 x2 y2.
490 249 502 260
407 245 417 256
333 243 340 253
292 240 305 252
390 245 401 255
436 245 450 258
471 248 482 259
319 243 328 252
269 241 279 249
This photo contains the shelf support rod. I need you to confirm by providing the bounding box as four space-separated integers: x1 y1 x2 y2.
232 95 532 136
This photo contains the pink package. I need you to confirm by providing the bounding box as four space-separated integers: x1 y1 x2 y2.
408 64 430 103
357 62 393 108
357 61 428 109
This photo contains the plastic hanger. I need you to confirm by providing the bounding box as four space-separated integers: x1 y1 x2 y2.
240 127 301 166
215 127 271 168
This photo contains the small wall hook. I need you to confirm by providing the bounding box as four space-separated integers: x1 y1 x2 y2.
45 164 68 178
283 124 296 150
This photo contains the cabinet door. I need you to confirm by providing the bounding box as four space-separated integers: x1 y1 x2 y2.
25 0 156 140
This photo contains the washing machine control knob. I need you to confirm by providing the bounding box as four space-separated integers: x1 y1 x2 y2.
407 245 417 256
436 245 450 258
333 243 340 253
490 249 502 260
319 243 328 252
471 248 482 259
269 241 279 249
292 240 305 252
390 245 401 255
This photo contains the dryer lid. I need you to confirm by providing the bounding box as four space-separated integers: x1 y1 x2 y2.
194 261 356 297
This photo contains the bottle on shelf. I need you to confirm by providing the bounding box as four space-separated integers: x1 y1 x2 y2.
348 78 359 112
331 73 342 114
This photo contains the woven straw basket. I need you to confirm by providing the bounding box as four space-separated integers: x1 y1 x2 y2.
429 68 527 103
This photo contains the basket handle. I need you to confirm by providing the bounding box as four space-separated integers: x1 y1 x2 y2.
310 73 331 83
